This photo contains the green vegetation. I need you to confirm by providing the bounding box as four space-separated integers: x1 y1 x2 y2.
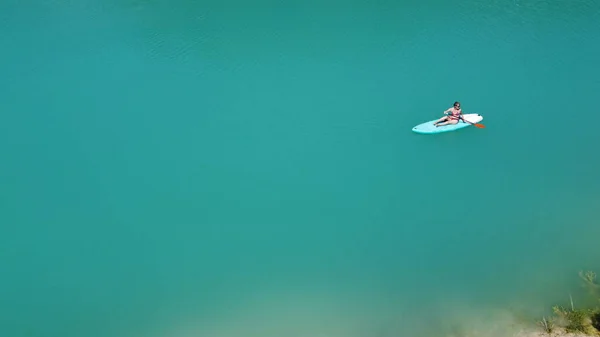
538 315 555 334
538 271 600 336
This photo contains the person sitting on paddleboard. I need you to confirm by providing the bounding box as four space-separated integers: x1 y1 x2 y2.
433 101 463 127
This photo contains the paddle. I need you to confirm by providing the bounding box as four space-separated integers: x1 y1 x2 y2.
461 115 485 128
460 115 485 128
445 112 485 128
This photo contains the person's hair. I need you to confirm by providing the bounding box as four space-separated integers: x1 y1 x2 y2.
453 101 461 107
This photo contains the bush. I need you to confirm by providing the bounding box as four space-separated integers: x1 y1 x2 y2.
552 306 596 334
589 309 600 332
537 271 600 336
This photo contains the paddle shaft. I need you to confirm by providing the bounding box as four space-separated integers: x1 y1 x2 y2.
460 115 485 128
445 112 484 128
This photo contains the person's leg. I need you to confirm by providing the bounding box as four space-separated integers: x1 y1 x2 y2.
436 118 459 127
433 116 449 125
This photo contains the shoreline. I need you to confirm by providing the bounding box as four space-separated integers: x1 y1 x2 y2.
449 271 600 337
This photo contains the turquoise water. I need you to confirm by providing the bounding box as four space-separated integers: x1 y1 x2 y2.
2 1 600 336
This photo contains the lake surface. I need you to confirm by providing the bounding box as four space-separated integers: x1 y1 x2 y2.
2 1 600 336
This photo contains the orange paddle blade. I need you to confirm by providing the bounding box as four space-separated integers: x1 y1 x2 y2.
473 123 485 128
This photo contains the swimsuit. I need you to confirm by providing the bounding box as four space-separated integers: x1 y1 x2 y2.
448 109 461 120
